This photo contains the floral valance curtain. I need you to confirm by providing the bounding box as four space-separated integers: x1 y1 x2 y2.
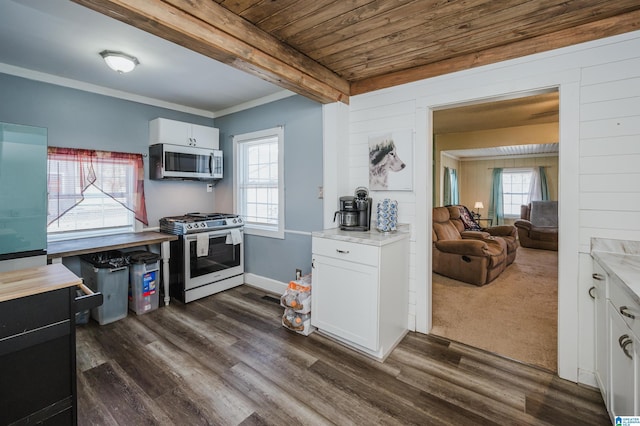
47 147 148 225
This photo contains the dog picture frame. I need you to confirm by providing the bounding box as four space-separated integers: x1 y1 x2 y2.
368 129 413 191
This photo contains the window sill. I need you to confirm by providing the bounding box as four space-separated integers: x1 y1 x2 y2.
244 225 284 240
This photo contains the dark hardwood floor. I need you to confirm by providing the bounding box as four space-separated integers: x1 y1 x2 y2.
76 285 610 425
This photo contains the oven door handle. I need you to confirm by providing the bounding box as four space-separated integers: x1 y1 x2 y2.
184 229 242 240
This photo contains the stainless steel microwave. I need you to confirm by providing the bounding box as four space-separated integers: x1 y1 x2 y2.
149 144 223 181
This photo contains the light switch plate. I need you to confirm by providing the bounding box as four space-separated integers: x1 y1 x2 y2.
206 183 213 192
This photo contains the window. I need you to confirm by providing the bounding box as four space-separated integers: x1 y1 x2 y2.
233 127 284 239
502 169 532 216
47 147 147 240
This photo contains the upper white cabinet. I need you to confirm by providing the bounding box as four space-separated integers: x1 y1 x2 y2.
149 118 219 149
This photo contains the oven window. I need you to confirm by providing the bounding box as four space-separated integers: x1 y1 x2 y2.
189 236 241 278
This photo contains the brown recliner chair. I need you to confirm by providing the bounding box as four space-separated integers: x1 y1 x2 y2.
432 207 507 286
515 201 558 251
447 205 518 265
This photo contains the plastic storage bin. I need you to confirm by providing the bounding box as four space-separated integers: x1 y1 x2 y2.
126 250 161 315
80 251 129 325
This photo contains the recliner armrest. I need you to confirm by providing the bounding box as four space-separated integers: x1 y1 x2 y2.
461 231 491 239
435 239 488 256
487 225 517 238
514 219 533 230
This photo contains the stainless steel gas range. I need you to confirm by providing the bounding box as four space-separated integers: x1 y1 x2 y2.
160 213 244 303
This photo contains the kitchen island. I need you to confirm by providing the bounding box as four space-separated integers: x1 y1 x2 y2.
47 231 177 306
311 225 410 360
0 263 102 425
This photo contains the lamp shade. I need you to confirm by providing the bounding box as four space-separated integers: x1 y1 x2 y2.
100 50 139 73
474 201 484 209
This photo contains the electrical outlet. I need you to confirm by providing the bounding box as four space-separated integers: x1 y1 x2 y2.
295 269 302 280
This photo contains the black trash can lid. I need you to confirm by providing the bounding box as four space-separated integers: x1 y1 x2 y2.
126 250 161 264
80 250 127 268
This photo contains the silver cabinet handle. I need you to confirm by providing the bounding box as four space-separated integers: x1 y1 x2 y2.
592 273 604 281
620 306 636 319
336 249 350 254
588 286 596 299
619 334 633 359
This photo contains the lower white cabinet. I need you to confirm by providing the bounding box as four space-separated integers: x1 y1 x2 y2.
311 233 409 360
593 262 608 403
593 254 640 421
608 301 636 418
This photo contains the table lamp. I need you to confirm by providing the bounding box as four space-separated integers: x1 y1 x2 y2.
473 201 484 219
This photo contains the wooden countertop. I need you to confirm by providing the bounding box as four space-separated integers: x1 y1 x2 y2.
0 263 82 302
47 231 178 260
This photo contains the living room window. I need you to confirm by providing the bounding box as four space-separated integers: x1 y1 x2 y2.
233 127 284 239
502 169 532 217
47 147 148 241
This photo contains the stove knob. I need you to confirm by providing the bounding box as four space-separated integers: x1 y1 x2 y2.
238 218 243 223
233 219 237 223
187 224 192 229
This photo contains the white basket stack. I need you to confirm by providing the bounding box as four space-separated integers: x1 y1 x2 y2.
280 275 314 336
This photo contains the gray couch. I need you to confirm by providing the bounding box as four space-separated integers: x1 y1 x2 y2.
514 201 558 251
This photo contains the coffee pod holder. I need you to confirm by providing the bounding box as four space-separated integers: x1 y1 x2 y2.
376 199 398 233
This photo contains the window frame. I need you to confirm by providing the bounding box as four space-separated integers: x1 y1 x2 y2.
233 127 285 239
501 168 533 218
46 148 144 242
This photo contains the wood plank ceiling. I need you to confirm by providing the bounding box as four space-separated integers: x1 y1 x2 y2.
73 0 640 105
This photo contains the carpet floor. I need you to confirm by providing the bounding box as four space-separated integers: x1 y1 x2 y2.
431 244 558 372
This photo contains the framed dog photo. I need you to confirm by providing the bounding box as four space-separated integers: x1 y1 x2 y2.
368 129 413 191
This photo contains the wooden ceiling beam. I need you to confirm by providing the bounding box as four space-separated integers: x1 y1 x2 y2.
71 0 350 105
350 8 640 95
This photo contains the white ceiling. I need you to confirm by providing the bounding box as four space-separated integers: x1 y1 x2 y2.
444 143 559 161
0 0 287 116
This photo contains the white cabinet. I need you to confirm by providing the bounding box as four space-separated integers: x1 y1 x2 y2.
149 118 219 149
594 253 640 421
311 233 409 360
592 262 608 403
608 300 636 418
607 274 640 418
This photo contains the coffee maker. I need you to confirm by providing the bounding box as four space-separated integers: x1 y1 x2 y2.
333 187 372 231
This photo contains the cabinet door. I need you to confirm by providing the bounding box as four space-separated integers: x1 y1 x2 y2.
311 255 379 350
190 124 219 149
609 302 636 417
593 262 608 403
150 118 190 146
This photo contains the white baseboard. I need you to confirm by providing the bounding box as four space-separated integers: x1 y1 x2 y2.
408 313 416 332
578 369 598 388
243 273 288 295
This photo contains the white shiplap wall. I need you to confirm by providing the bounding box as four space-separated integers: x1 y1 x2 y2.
341 30 640 384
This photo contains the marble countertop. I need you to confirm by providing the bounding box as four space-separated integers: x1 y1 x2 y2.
312 224 410 247
592 251 640 303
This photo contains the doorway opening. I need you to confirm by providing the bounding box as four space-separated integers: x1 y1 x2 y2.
429 90 559 372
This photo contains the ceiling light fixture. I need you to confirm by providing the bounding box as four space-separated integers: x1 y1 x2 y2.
99 50 139 74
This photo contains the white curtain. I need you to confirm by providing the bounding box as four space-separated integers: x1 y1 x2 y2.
528 166 550 202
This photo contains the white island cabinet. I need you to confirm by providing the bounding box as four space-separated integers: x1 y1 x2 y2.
311 227 409 361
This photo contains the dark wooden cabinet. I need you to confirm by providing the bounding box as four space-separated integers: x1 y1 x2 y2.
0 264 102 426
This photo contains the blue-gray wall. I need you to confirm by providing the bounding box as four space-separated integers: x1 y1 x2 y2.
0 72 218 226
214 95 323 283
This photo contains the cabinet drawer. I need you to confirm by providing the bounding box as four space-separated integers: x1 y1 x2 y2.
312 237 379 266
609 275 640 337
